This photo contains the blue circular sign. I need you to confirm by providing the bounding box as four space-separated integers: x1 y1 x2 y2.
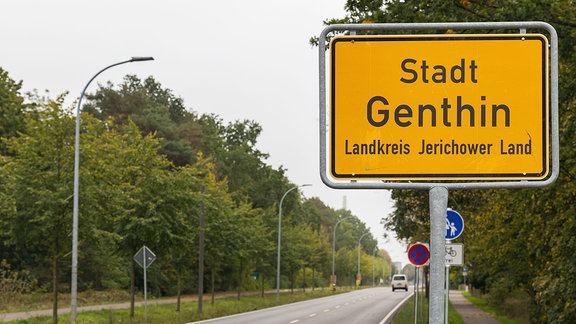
446 209 464 240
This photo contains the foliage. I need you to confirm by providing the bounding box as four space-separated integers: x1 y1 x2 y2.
1 95 76 316
85 75 195 166
86 76 289 211
0 65 390 322
0 259 37 308
0 67 27 155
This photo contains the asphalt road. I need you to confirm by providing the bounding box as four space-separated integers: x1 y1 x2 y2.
190 287 413 324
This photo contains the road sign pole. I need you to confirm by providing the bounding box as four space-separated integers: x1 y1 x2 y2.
445 264 450 324
430 186 448 324
143 246 148 322
133 245 156 322
414 266 419 324
198 185 205 314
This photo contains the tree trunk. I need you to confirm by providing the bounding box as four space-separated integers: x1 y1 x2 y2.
130 258 135 318
425 266 430 299
290 271 294 294
52 253 58 324
237 259 242 300
260 273 265 298
302 264 306 292
312 268 315 291
211 267 215 305
176 271 182 312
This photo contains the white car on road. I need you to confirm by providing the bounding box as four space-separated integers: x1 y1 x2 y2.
391 274 408 292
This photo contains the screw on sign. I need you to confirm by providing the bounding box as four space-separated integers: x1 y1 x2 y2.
408 243 430 266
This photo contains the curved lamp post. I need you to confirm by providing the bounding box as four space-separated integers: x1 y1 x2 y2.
372 246 378 287
71 57 154 322
357 232 370 287
276 184 311 303
331 216 351 288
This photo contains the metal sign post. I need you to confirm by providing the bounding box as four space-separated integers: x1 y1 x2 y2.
445 263 450 324
445 210 464 324
143 248 148 322
463 266 469 291
430 187 449 324
134 245 156 322
414 266 420 324
318 21 559 324
198 185 205 313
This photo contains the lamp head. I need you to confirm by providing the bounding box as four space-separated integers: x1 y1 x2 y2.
130 56 154 62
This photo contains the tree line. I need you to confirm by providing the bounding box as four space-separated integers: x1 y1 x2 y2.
0 71 394 319
317 0 576 322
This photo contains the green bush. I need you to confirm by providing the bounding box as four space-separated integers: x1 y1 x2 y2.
486 277 530 321
486 277 512 307
502 290 530 321
0 259 37 309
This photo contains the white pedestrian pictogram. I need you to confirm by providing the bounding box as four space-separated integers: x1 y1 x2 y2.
446 218 457 237
445 209 464 240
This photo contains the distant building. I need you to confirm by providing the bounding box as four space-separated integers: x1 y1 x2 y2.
394 262 402 273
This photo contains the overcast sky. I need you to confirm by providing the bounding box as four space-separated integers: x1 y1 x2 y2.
1 0 409 266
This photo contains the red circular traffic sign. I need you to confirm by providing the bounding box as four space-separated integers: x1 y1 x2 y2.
408 243 430 266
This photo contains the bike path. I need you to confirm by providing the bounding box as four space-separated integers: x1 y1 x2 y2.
0 298 175 322
0 290 278 322
450 290 500 324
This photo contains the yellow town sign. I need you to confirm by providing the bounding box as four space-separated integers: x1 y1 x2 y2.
330 34 549 180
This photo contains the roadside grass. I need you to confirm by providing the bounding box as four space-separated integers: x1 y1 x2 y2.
461 291 525 324
391 291 464 324
1 289 134 313
3 288 352 323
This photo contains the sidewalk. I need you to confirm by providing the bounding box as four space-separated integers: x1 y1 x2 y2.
450 290 500 324
0 290 270 322
0 299 165 322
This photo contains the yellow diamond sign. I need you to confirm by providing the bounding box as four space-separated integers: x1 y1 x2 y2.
330 34 549 180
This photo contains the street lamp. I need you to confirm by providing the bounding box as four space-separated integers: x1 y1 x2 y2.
331 216 351 288
357 232 370 287
70 57 154 322
276 184 311 303
372 246 378 287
